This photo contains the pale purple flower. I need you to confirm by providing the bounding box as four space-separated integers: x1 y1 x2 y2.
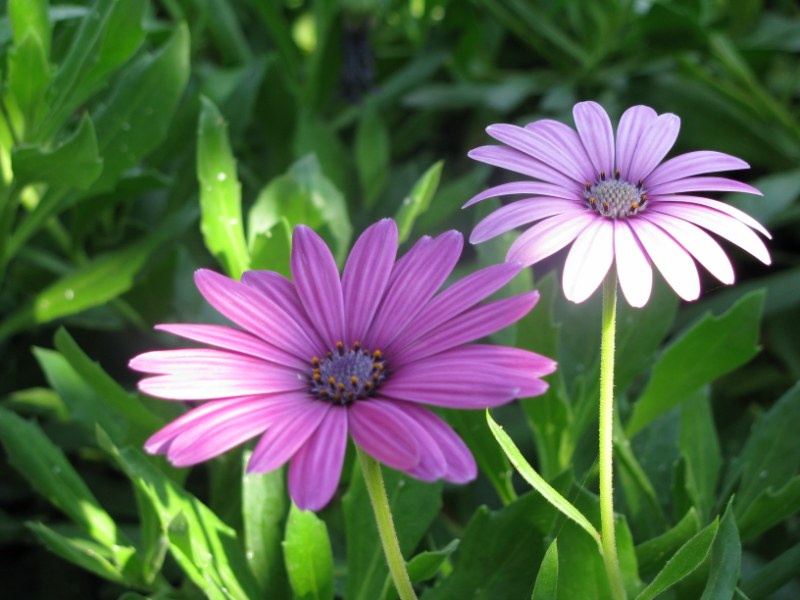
466 101 771 307
130 219 555 510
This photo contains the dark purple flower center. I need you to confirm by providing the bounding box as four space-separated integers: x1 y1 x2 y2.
584 172 647 218
308 342 387 406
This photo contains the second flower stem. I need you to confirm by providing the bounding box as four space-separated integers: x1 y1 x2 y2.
357 446 418 600
599 274 626 600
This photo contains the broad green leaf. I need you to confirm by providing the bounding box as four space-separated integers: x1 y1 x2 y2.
738 475 800 542
283 505 334 600
26 522 132 584
554 519 611 600
8 0 50 54
395 161 444 243
344 464 442 600
247 174 318 245
6 31 51 135
90 23 190 192
635 509 701 577
741 541 800 600
242 453 290 599
293 112 351 195
487 410 601 548
634 519 719 600
356 105 390 208
679 389 721 520
0 408 117 547
727 381 800 513
250 218 292 277
445 408 516 505
12 114 102 188
197 95 249 278
700 501 741 600
380 539 461 599
98 432 260 600
531 539 558 600
422 492 554 600
627 291 764 437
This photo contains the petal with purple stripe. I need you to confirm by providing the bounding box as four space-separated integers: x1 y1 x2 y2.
348 399 420 471
614 220 652 308
562 218 615 303
468 145 583 191
649 195 770 238
507 211 596 267
645 151 749 187
573 101 615 178
526 119 596 183
646 176 761 197
615 105 658 180
470 197 585 244
626 113 681 184
463 181 576 208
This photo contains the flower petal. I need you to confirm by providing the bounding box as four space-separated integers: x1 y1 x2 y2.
626 113 681 184
291 226 346 348
154 323 307 370
348 399 420 471
486 124 586 182
368 231 463 349
507 211 596 267
650 194 770 238
645 151 750 187
194 269 318 359
647 176 761 197
614 220 652 308
288 406 348 511
470 197 586 244
463 181 576 208
341 219 398 344
526 119 596 183
615 105 658 181
562 218 615 303
573 101 615 178
468 145 583 191
642 213 734 284
247 399 330 473
629 218 701 301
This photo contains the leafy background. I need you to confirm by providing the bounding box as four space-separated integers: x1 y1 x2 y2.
0 0 798 598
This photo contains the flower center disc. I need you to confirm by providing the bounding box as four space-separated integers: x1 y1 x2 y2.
309 342 386 406
584 178 647 218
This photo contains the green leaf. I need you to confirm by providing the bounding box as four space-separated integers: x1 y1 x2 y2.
395 161 444 243
283 505 334 600
727 169 800 227
249 218 292 278
741 541 800 600
679 390 722 520
0 408 117 547
8 0 51 54
407 539 460 584
6 30 51 135
197 95 250 278
531 539 558 600
344 465 442 600
356 105 390 208
242 453 290 599
626 291 764 437
634 518 719 600
738 476 800 541
98 432 260 600
12 114 102 188
486 410 602 548
700 501 741 600
635 509 701 578
422 492 554 600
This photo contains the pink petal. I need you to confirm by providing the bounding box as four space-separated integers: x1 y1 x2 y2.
194 269 318 359
629 218 701 301
391 291 540 365
645 151 750 187
368 231 463 349
650 195 770 238
615 105 658 181
396 407 447 482
436 344 557 377
288 406 348 511
650 203 771 265
386 263 521 356
470 197 585 244
246 400 331 472
642 214 734 284
348 399 420 471
573 101 615 179
626 113 681 184
562 218 615 303
468 145 583 191
613 220 653 308
486 124 586 182
341 219 398 344
154 323 307 370
646 176 761 197
463 181 576 208
526 119 596 183
507 211 596 267
291 226 346 348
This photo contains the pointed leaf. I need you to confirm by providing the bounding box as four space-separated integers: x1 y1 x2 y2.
700 501 741 600
531 539 558 600
283 505 334 600
395 161 443 243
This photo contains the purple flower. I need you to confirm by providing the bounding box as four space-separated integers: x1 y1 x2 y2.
466 101 771 307
130 219 555 510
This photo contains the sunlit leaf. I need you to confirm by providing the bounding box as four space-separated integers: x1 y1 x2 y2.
283 505 334 600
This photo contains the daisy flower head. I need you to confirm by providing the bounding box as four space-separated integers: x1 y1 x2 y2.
130 219 555 511
465 101 771 307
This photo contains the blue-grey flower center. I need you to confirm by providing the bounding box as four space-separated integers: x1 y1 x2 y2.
584 175 647 218
308 342 386 406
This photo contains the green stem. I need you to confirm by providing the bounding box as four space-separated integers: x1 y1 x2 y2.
356 446 418 600
599 273 627 600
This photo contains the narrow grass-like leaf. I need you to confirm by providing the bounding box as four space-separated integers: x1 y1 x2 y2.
486 410 601 548
738 475 800 541
6 28 51 135
700 501 741 600
395 161 443 243
680 391 721 520
283 504 334 600
531 539 558 600
741 541 800 600
635 508 701 578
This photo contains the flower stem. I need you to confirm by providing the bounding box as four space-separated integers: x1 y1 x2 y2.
356 446 418 600
599 273 627 600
